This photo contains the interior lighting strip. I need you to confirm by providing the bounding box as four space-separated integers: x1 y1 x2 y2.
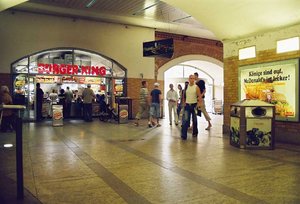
173 15 192 22
86 0 97 8
133 1 160 15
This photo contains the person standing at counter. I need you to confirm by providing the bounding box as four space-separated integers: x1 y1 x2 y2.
65 87 73 118
36 83 44 121
49 89 58 102
58 89 66 118
82 84 95 122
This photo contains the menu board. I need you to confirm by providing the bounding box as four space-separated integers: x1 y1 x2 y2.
36 76 61 83
239 59 299 121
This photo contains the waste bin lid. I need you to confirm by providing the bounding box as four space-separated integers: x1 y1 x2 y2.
232 99 274 107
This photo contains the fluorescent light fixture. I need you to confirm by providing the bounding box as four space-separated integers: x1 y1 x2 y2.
239 46 256 60
86 0 97 8
277 37 300 53
4 144 13 148
133 2 159 15
173 16 192 22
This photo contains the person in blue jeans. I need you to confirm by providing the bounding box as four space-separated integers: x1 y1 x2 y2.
181 75 202 140
149 82 162 127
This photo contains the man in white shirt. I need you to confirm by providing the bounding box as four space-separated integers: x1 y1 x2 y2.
166 83 179 125
181 75 202 140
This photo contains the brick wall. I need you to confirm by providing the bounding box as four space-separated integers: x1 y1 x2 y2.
155 32 223 76
127 78 163 118
223 49 300 144
128 31 223 118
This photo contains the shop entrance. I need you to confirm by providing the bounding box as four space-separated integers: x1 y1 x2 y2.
11 48 127 122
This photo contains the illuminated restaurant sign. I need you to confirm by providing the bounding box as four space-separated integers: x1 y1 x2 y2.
38 63 106 76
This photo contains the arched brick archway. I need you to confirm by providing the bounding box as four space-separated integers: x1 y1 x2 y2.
155 32 223 80
157 54 223 80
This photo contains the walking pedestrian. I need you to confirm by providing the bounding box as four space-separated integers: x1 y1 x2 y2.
181 75 202 140
149 82 162 127
177 84 184 119
194 72 212 130
134 80 150 126
166 83 178 125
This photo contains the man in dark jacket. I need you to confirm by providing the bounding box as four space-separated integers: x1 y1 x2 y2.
36 83 44 121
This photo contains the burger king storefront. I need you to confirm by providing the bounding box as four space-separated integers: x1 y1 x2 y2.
11 48 127 122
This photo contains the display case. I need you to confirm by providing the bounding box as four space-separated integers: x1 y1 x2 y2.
230 99 275 150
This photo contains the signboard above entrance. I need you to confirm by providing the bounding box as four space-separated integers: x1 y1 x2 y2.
37 63 106 76
143 38 174 58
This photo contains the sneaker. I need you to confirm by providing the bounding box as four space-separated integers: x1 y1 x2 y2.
169 123 172 126
157 124 161 127
148 123 153 128
175 122 178 126
134 122 139 126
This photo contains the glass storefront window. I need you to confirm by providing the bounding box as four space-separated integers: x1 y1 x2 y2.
12 57 28 74
11 48 127 121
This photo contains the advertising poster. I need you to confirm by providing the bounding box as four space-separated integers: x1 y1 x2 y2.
239 59 299 121
230 117 240 146
52 105 63 126
118 105 128 124
246 119 272 147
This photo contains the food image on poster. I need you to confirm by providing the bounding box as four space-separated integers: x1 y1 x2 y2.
246 119 272 147
239 59 299 121
14 74 27 87
53 110 63 120
230 117 240 145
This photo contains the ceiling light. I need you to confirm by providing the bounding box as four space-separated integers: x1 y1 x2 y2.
173 16 191 22
239 46 256 60
4 144 13 148
86 0 97 8
132 2 159 15
277 37 299 53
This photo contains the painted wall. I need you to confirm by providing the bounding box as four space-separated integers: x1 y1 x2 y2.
0 10 155 79
223 24 300 144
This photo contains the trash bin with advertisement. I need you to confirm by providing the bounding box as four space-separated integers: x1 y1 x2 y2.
230 99 275 149
115 97 132 119
52 104 63 126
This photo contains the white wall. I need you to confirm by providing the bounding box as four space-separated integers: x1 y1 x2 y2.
0 11 155 79
223 23 300 58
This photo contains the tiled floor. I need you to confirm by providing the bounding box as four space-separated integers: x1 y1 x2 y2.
1 114 300 203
